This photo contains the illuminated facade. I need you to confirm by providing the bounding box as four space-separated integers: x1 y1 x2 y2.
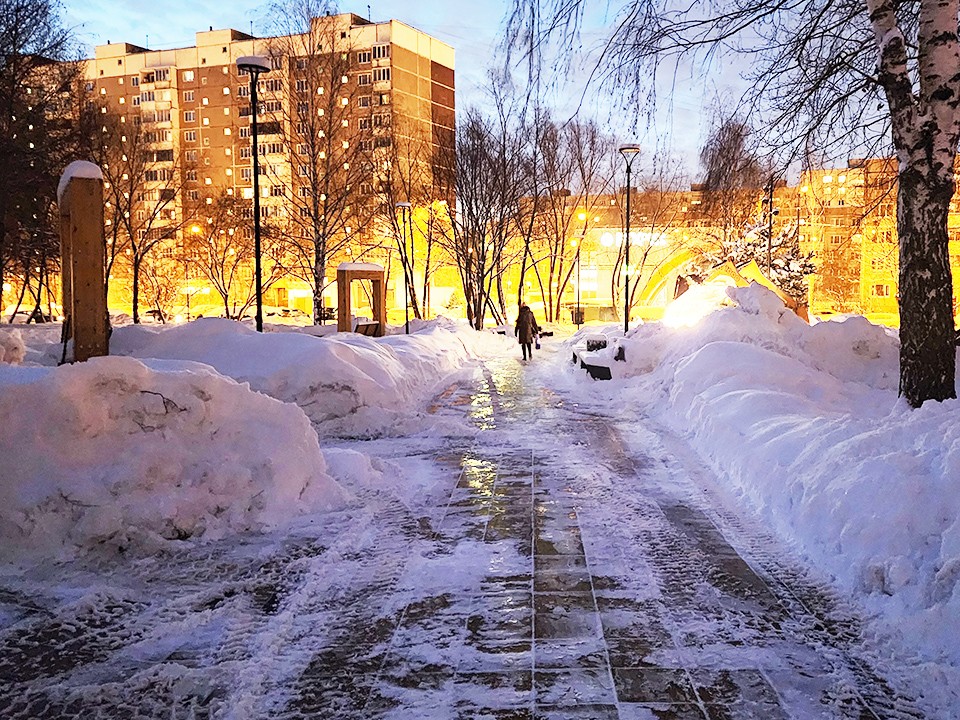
84 13 454 317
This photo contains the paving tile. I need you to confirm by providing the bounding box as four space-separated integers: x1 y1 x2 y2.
457 643 533 673
617 702 709 719
688 668 780 705
456 708 534 720
613 667 699 704
454 670 534 709
534 703 620 719
533 568 593 594
605 636 673 669
534 636 608 669
702 703 789 720
533 668 616 706
534 597 602 640
535 528 586 556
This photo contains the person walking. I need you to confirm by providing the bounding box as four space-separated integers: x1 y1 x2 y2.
515 302 541 361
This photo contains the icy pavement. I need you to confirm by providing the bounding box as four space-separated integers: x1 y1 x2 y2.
0 351 932 719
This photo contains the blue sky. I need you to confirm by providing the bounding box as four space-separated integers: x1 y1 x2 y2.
62 0 709 174
63 0 500 94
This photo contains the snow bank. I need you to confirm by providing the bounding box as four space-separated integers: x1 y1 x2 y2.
111 317 510 434
579 283 960 668
0 356 348 561
0 328 25 364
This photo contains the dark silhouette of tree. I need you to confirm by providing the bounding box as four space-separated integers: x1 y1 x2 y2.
0 0 84 320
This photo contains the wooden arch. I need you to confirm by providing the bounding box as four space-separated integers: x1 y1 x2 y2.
336 262 387 336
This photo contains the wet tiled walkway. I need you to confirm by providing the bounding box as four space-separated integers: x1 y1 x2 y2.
284 358 926 719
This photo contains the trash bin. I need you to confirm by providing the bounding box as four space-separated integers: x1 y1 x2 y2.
586 334 607 352
571 308 585 325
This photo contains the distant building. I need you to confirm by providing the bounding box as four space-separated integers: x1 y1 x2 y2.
84 12 454 316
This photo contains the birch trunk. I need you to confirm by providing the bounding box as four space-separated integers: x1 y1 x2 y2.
897 164 956 404
870 0 960 406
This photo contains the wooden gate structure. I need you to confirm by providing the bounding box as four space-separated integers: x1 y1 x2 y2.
336 263 387 337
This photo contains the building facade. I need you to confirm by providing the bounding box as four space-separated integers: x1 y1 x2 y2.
84 13 454 319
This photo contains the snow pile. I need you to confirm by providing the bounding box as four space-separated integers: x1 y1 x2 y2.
661 280 735 328
0 356 348 561
584 282 960 666
0 328 25 364
111 317 509 433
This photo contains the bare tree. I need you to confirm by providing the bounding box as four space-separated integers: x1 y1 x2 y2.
507 0 960 407
376 115 444 321
696 114 767 251
98 110 191 323
0 0 84 316
610 153 692 318
265 1 378 324
443 106 526 329
185 189 286 319
516 116 617 322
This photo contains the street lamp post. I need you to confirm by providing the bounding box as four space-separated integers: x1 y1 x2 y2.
397 201 412 334
237 55 271 333
618 144 641 336
570 237 582 326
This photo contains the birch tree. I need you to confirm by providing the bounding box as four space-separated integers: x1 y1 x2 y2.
444 107 526 329
266 0 376 324
507 0 960 407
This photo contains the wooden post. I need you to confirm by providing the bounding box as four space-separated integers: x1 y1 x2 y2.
337 266 352 333
58 162 109 362
372 276 386 336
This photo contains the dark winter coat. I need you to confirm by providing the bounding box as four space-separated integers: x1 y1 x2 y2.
515 306 540 344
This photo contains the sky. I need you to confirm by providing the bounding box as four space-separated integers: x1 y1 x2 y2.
61 0 711 174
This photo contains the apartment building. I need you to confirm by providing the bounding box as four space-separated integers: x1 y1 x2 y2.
84 12 454 315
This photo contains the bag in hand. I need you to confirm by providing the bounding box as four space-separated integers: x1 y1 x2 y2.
535 337 541 350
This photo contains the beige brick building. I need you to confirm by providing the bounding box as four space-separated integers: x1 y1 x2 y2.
85 12 454 317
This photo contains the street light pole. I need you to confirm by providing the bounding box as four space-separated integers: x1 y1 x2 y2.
397 201 412 334
767 174 775 274
237 56 271 333
618 144 641 336
570 237 582 326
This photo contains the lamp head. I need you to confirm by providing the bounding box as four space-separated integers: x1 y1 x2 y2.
618 144 641 158
396 201 412 209
237 56 271 76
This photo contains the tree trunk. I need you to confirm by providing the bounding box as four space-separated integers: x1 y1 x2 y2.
132 255 141 324
897 166 957 406
313 240 326 325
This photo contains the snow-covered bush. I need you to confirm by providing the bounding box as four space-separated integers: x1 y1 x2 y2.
0 328 25 364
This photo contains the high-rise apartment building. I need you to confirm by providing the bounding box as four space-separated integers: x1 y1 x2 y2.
84 13 454 316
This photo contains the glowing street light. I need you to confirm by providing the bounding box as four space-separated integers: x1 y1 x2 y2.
618 144 641 336
237 55 271 332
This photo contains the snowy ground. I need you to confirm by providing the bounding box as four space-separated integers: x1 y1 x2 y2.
0 287 957 717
